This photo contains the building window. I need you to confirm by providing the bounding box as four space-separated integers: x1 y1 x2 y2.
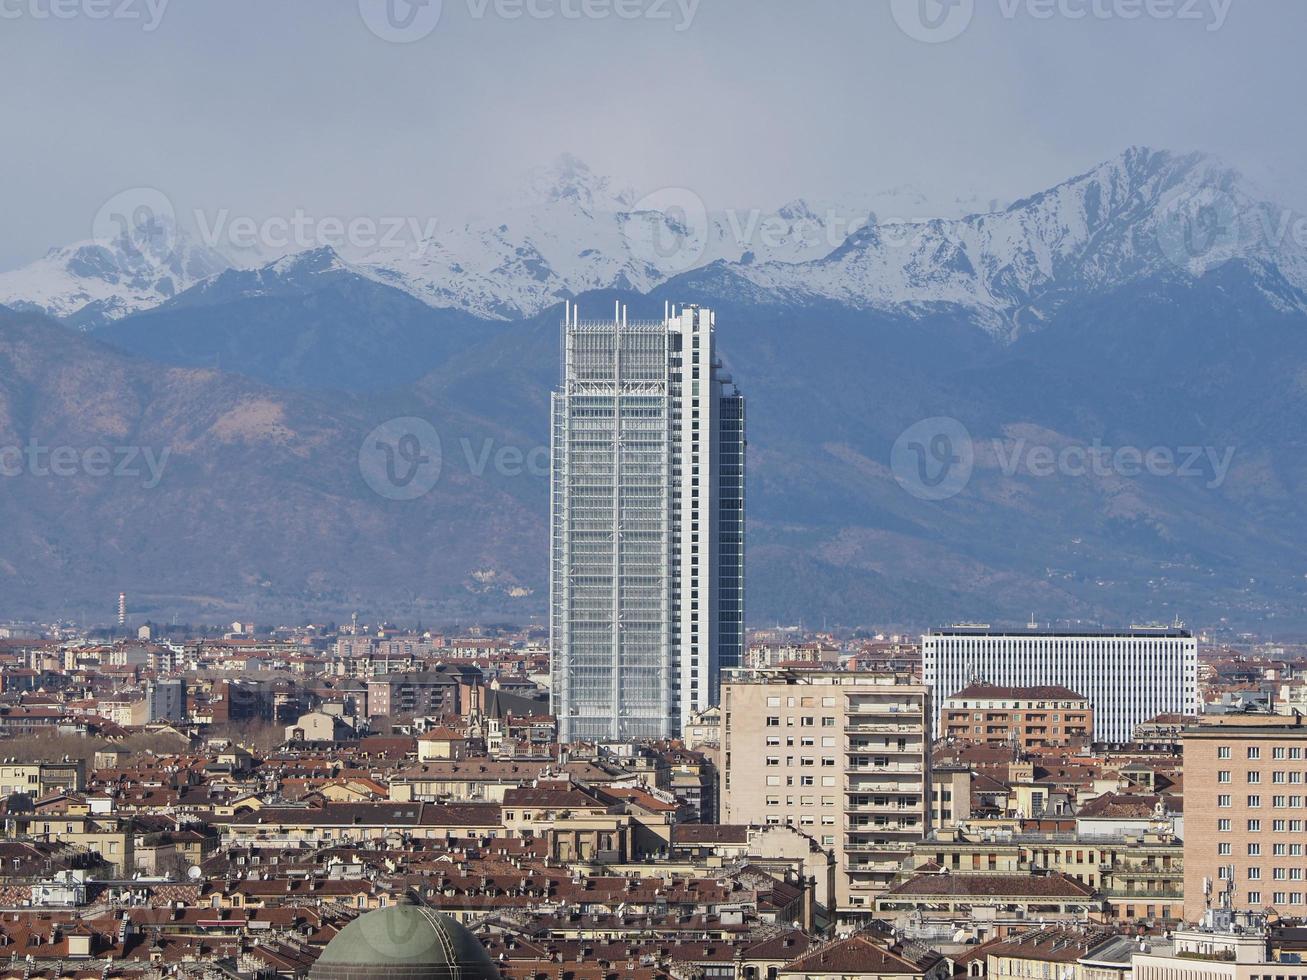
1218 746 1231 759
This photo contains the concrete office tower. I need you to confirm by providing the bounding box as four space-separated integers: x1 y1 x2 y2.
922 625 1199 743
117 592 127 627
550 303 745 743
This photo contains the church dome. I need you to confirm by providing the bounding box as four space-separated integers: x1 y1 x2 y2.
310 894 499 980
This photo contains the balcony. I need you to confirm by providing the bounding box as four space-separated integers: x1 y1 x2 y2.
845 860 904 874
844 802 922 813
846 763 924 775
847 822 922 834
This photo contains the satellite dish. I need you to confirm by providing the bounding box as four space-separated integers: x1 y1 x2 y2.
187 866 203 881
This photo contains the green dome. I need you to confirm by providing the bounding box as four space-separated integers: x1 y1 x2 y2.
310 897 499 980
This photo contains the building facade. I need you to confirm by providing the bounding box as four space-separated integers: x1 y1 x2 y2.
941 682 1093 749
719 668 930 917
922 627 1198 743
1182 720 1307 922
550 304 745 742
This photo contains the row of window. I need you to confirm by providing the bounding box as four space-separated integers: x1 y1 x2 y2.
764 756 838 767
1218 842 1306 856
1216 818 1306 832
764 775 838 787
1215 795 1307 809
1217 746 1306 760
1219 770 1307 783
765 716 838 727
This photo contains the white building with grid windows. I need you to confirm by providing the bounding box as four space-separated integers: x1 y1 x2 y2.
550 303 744 742
922 626 1199 744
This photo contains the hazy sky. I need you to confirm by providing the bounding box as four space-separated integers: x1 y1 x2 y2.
2 0 1304 271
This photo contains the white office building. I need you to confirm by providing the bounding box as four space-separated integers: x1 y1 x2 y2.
922 626 1199 743
550 303 745 742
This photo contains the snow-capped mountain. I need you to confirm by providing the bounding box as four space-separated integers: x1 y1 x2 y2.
712 147 1307 340
353 154 895 320
0 213 229 327
3 148 1302 334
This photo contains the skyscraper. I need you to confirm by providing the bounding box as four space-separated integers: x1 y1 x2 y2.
550 303 745 742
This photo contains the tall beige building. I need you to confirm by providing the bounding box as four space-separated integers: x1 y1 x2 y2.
720 668 931 918
1183 719 1307 923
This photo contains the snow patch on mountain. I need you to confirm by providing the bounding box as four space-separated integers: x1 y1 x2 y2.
0 217 229 326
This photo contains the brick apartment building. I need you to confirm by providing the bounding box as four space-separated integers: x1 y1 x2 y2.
1183 718 1307 922
941 683 1093 749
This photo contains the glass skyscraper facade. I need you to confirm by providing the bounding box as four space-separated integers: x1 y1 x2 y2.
550 304 745 742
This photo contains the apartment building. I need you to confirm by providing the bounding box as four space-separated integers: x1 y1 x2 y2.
0 760 85 798
1183 719 1307 922
720 668 931 918
941 682 1093 749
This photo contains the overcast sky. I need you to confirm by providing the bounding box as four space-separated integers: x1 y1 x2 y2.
1 0 1304 271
